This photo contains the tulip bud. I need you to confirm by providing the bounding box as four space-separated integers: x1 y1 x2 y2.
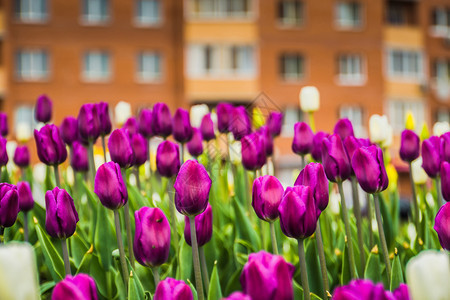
434 202 450 250
173 108 193 143
351 146 389 194
17 181 34 212
190 104 209 128
343 136 362 163
134 207 171 268
241 132 266 171
152 103 173 138
94 162 128 210
0 137 8 167
441 161 450 202
411 157 428 185
421 136 441 178
441 132 450 163
266 111 283 137
294 163 329 215
400 129 420 163
259 126 273 157
299 86 320 112
187 128 203 157
292 122 313 156
154 278 193 300
174 159 211 216
123 117 138 137
35 94 52 123
223 292 252 300
311 131 329 162
78 104 100 142
156 140 180 178
393 284 410 300
96 102 112 136
322 134 351 182
13 145 30 168
52 274 98 300
433 121 450 137
216 103 233 134
184 203 212 247
252 107 265 130
0 113 8 137
108 128 135 169
34 124 67 166
16 122 32 142
252 175 284 222
131 134 148 166
230 106 251 141
334 118 354 140
45 187 79 238
0 183 19 228
70 141 89 173
138 108 153 139
114 101 132 126
200 113 215 141
333 279 392 300
369 114 390 145
60 117 78 146
240 251 295 300
386 163 398 192
383 124 394 148
405 110 415 130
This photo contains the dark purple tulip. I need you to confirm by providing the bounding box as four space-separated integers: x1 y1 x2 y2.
252 175 284 222
154 278 193 300
0 113 8 137
108 128 135 169
173 108 193 143
0 137 8 166
230 106 251 141
17 181 34 212
187 128 204 157
441 161 450 202
0 183 19 228
123 117 138 137
292 122 314 155
322 134 351 182
138 108 153 139
35 94 52 123
200 113 215 141
78 104 100 142
223 292 252 300
332 279 393 300
184 203 212 247
359 138 371 147
51 274 98 300
259 126 273 157
152 103 172 138
45 187 79 239
34 124 67 166
94 162 128 210
240 251 295 300
311 131 329 162
174 159 211 216
131 134 148 166
217 103 233 134
399 129 420 163
241 132 266 171
156 140 180 178
70 141 89 173
267 111 283 137
295 163 329 216
392 284 410 300
134 207 171 267
434 202 450 251
421 136 441 178
334 118 354 140
60 117 79 146
344 136 362 162
278 185 317 239
351 146 388 194
96 102 112 136
440 132 450 162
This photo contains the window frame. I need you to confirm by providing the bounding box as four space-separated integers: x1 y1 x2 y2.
136 51 163 83
14 0 49 23
15 48 50 82
279 53 306 82
80 0 110 26
134 0 163 27
277 0 305 28
386 48 425 82
387 99 425 132
334 1 363 30
336 53 366 85
81 50 111 82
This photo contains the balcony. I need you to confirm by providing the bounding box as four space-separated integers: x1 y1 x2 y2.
185 0 256 22
385 0 418 27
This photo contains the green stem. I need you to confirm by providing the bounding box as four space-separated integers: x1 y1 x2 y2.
366 193 374 248
88 140 96 187
408 163 420 238
135 167 142 191
114 209 129 287
301 155 306 170
101 135 107 163
298 238 311 300
308 112 316 132
121 168 135 269
374 193 391 283
0 226 4 244
152 267 160 287
24 211 29 243
435 177 443 207
337 181 357 279
180 143 185 164
351 176 365 274
269 221 279 255
315 219 330 299
244 170 251 215
61 238 71 275
199 247 210 292
168 179 180 267
190 216 205 300
53 165 61 187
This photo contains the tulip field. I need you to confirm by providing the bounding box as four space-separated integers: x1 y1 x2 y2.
1 90 450 300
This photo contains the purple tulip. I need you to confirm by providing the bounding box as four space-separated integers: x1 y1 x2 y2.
131 133 148 166
392 284 410 300
240 251 295 300
351 145 389 194
152 103 172 138
35 94 52 123
154 278 193 300
241 132 266 171
51 274 98 300
440 132 450 163
187 128 204 157
295 162 329 216
259 126 274 157
0 137 8 166
156 140 180 178
223 292 252 300
278 185 317 239
200 113 215 141
334 118 354 140
138 108 153 139
94 162 128 210
252 175 284 222
421 136 441 178
322 134 351 182
0 183 19 228
173 108 193 143
435 202 450 250
311 131 329 162
60 117 79 146
399 129 420 163
17 181 34 212
34 124 68 166
441 161 450 202
184 203 212 247
217 103 233 134
96 102 112 136
267 111 283 137
45 187 79 239
70 141 89 173
344 136 362 162
123 117 138 137
230 106 251 141
332 279 393 300
134 207 171 268
174 159 211 216
78 104 100 142
108 128 135 169
0 113 8 137
292 122 314 156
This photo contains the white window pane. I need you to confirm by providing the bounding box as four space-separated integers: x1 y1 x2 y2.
136 0 161 25
138 52 161 81
83 0 109 23
16 0 47 22
83 51 110 81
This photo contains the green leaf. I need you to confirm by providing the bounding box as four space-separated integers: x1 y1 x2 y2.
231 196 261 250
208 261 223 300
40 281 56 295
187 279 198 300
340 239 352 286
70 231 89 268
293 280 304 300
76 245 94 275
305 238 324 297
34 221 65 281
378 193 393 250
128 271 146 300
177 240 193 281
94 202 116 271
390 249 404 291
364 246 381 283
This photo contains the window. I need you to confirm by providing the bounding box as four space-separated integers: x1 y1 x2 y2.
337 54 364 85
340 106 364 136
189 0 252 19
230 46 255 76
278 1 303 26
386 2 418 26
436 109 450 123
83 51 110 81
388 100 425 132
387 49 424 81
15 49 49 81
432 59 450 99
281 107 302 136
81 0 109 24
280 54 304 81
14 105 35 139
135 0 161 25
431 8 450 37
14 0 48 22
137 52 161 82
336 1 362 29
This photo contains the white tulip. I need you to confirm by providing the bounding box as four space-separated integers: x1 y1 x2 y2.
114 101 132 126
382 124 393 148
299 86 320 112
0 243 39 300
433 122 450 137
406 250 450 300
190 104 209 128
32 163 47 184
6 141 17 162
369 114 390 144
15 122 32 142
411 157 428 185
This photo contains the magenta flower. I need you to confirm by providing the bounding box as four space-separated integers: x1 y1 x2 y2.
154 278 193 300
0 113 8 137
70 141 89 173
45 187 79 239
34 124 67 166
332 279 394 300
138 108 154 139
321 134 351 182
15 145 31 168
252 175 284 222
131 133 148 166
187 128 204 157
96 102 112 136
292 122 314 156
230 106 251 141
184 203 213 247
51 274 98 300
156 140 180 178
421 136 441 178
266 111 283 137
35 94 52 123
295 162 329 216
200 113 215 141
123 117 138 137
152 102 173 138
17 181 34 212
399 129 420 163
334 118 354 140
217 103 233 134
0 183 19 228
442 162 450 202
108 128 135 169
311 131 329 162
351 145 388 194
241 132 266 171
78 103 100 142
94 162 128 210
60 117 79 146
173 108 193 143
